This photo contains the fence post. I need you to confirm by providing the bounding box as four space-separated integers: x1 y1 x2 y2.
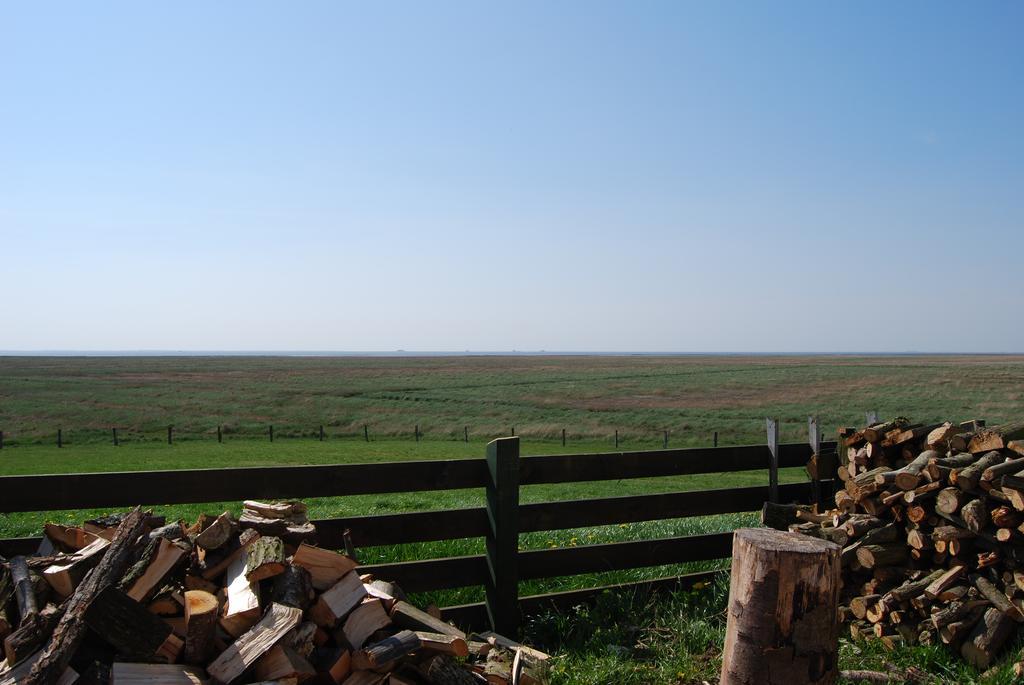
112 427 118 447
614 430 619 449
808 415 821 507
217 425 222 443
269 425 274 442
511 425 515 437
464 426 468 443
766 418 779 503
415 425 419 443
485 436 520 635
714 431 718 448
168 425 173 445
0 430 4 450
58 428 62 448
663 430 668 449
320 425 325 442
364 425 369 442
561 428 565 447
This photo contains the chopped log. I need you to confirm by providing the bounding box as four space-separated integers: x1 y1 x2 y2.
760 502 814 531
972 574 1023 622
924 565 966 600
207 603 303 685
926 422 959 449
992 505 1022 528
183 590 218 665
932 526 976 542
291 544 358 592
484 648 513 685
272 564 314 611
223 549 261 623
962 498 988 534
422 655 477 685
883 423 943 448
123 537 187 602
351 630 421 670
253 643 316 682
856 544 908 569
243 500 308 519
195 512 235 551
109 662 207 684
238 511 316 546
961 606 1016 668
25 506 147 685
390 601 466 639
849 595 881 620
864 419 909 443
894 451 937 491
956 451 1004 490
885 568 944 603
983 457 1024 483
969 420 1024 453
82 586 183 662
341 600 392 650
1001 474 1024 511
0 652 78 685
10 556 38 625
43 524 101 553
245 537 287 582
416 632 469 657
4 603 65 666
720 528 840 685
309 572 368 628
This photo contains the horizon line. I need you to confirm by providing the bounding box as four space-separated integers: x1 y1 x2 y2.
1 350 1022 358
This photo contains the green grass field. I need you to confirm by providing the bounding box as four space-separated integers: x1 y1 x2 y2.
2 354 1023 683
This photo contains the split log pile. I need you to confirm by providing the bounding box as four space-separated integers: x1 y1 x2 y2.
766 417 1024 671
0 500 550 685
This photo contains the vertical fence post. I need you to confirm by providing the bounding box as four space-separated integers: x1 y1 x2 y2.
464 426 469 443
58 428 62 448
766 418 779 504
714 431 719 448
217 425 222 443
364 425 369 442
320 425 325 442
269 425 274 442
614 430 619 449
168 425 173 445
808 415 821 507
663 430 668 449
511 425 515 437
561 428 566 447
485 436 520 635
415 425 419 442
0 430 4 450
112 427 118 447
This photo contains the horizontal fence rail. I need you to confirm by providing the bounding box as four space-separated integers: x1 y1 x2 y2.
0 438 835 632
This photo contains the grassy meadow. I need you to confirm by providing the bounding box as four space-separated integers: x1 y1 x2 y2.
1 354 1023 683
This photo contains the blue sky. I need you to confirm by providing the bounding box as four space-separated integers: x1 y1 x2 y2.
2 2 1021 352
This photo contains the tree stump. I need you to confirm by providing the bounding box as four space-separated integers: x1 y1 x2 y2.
720 527 841 685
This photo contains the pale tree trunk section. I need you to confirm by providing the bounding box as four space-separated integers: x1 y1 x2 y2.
720 527 841 685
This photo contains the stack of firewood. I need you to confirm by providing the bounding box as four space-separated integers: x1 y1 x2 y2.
766 417 1024 672
0 500 550 685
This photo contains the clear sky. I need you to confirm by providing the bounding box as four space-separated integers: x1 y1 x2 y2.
2 2 1021 353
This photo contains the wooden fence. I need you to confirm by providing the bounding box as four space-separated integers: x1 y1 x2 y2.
0 437 836 633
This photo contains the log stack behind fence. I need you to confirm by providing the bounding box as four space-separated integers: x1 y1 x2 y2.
768 417 1024 671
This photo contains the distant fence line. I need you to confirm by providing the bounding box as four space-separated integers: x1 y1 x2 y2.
0 423 726 449
0 412 882 450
